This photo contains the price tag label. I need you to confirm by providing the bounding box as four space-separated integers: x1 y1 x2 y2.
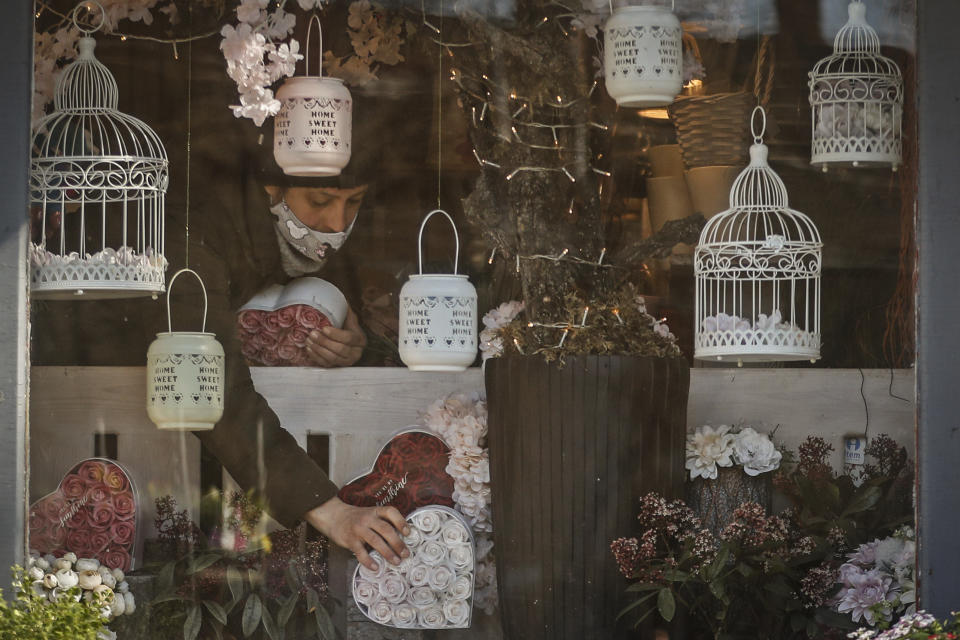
844 436 867 465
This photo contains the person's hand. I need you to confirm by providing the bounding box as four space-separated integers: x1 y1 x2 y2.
305 306 366 367
305 497 410 571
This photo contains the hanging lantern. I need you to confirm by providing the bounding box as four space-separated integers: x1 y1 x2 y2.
694 107 822 365
274 15 352 176
30 2 168 299
603 1 683 108
808 0 903 171
147 269 225 431
399 210 478 371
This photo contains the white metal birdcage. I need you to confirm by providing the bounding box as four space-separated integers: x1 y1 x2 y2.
808 0 903 171
29 3 168 299
694 107 822 364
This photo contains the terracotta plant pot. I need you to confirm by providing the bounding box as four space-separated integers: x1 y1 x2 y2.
486 355 690 640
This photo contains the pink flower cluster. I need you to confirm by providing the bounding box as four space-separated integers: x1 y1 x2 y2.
237 304 331 366
29 460 136 571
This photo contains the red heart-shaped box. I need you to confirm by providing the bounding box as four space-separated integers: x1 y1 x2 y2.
28 458 139 571
338 430 455 516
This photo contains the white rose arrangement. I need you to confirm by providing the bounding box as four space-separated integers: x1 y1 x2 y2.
24 552 136 630
352 507 474 629
686 424 782 480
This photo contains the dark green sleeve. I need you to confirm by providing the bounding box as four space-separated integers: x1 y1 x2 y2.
176 243 339 529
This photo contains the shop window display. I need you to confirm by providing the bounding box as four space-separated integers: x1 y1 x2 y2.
18 0 925 639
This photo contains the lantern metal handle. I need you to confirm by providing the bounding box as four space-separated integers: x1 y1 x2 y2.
417 209 461 275
750 105 767 143
166 268 210 333
305 14 324 78
607 0 674 13
72 0 106 35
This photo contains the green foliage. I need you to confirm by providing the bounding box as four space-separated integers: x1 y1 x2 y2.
0 566 107 640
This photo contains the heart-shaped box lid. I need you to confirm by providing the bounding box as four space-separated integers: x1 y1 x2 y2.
338 430 455 517
239 277 348 328
28 457 140 571
352 505 475 629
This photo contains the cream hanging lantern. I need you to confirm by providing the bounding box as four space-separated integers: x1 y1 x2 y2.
694 107 823 365
30 1 168 299
808 0 903 171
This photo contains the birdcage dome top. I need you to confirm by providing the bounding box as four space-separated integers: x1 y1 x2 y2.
698 142 822 250
809 1 901 79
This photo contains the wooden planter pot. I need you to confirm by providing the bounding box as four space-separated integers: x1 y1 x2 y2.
686 467 773 536
485 355 690 640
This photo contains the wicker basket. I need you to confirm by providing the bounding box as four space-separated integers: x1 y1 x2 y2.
668 92 754 169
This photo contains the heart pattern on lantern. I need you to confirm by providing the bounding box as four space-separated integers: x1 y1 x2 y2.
28 458 139 571
338 430 455 516
352 506 474 629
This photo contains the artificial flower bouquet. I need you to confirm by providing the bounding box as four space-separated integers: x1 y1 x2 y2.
850 610 960 640
685 424 782 480
237 304 332 366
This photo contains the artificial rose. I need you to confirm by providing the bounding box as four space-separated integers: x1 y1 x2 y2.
418 541 448 567
276 306 298 328
110 521 136 546
378 573 407 604
295 305 329 330
62 474 88 499
391 602 418 628
237 309 263 332
368 599 393 624
85 484 111 505
289 327 310 347
358 553 386 580
77 461 105 485
241 340 261 361
28 566 44 581
261 311 283 334
104 468 128 493
103 548 130 571
98 568 117 589
408 585 436 607
75 558 100 572
440 520 470 546
443 598 471 626
43 496 69 523
43 573 59 589
449 545 473 571
732 427 782 476
427 564 454 591
259 347 282 367
78 569 102 590
251 331 278 350
354 579 379 607
407 563 430 587
111 568 124 583
89 530 113 555
89 503 114 529
402 527 423 549
277 339 300 362
450 575 473 600
66 529 94 555
411 511 442 537
67 506 89 528
55 568 79 589
418 604 447 629
685 425 736 480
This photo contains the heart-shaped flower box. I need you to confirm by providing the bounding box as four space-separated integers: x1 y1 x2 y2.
28 458 140 571
237 277 348 366
352 505 475 629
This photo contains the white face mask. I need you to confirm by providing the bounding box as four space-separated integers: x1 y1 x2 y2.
270 199 356 263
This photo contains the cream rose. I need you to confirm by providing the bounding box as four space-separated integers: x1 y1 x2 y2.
443 598 472 626
78 570 103 590
123 591 136 614
732 427 782 476
354 580 379 607
449 575 473 600
391 602 418 628
418 604 447 628
409 586 437 607
428 564 454 592
408 563 431 587
358 553 386 580
55 569 79 589
378 573 407 604
441 520 470 546
449 545 474 571
368 600 394 624
42 573 59 589
403 527 423 548
419 541 448 567
76 558 100 572
412 511 442 537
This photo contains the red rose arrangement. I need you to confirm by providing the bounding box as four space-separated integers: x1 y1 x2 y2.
29 459 137 571
237 304 332 366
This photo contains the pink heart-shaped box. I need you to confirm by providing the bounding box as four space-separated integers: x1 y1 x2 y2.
352 505 475 629
28 458 140 571
237 277 348 366
338 430 455 516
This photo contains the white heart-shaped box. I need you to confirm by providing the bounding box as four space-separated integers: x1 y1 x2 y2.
352 505 475 629
239 277 348 328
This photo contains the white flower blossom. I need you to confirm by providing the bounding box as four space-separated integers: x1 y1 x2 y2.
685 424 736 480
732 427 782 476
391 602 418 627
479 301 524 361
443 598 471 626
55 569 79 589
76 558 100 572
78 570 103 590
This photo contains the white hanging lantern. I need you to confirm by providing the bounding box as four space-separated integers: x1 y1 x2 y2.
694 107 823 364
274 15 352 177
399 210 478 371
30 2 168 299
808 0 903 171
147 269 225 431
603 1 683 108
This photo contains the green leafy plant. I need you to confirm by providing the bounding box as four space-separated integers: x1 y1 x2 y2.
149 493 337 640
0 566 109 640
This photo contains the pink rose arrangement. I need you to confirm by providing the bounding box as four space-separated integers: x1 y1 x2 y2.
28 459 138 571
237 304 332 366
